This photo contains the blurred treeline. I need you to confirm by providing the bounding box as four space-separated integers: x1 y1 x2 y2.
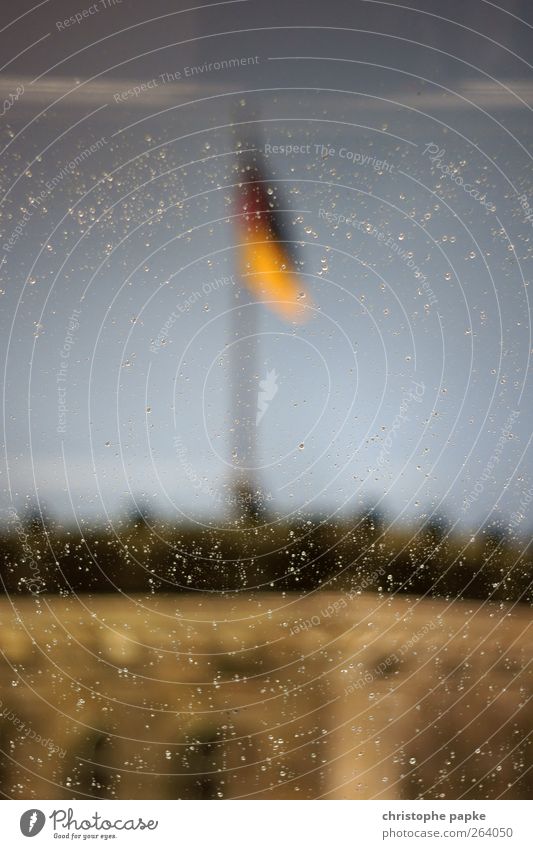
1 509 531 602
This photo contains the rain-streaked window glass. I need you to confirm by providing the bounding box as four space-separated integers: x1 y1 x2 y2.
0 0 531 814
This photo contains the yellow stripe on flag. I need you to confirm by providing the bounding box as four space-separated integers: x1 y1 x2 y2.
239 230 310 322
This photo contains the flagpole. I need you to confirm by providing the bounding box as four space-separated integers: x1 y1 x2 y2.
227 106 309 522
228 112 262 523
228 288 261 522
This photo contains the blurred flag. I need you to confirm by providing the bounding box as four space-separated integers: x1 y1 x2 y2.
236 153 310 322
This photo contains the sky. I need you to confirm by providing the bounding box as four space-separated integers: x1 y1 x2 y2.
1 0 532 536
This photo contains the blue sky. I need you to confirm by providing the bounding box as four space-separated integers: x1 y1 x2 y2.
1 0 532 536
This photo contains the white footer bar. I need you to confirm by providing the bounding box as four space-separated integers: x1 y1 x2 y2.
3 799 529 848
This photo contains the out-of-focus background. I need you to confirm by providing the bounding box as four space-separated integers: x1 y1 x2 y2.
0 0 531 799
